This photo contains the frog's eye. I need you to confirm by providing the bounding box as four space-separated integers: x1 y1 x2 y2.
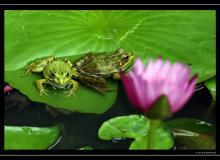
66 72 70 77
122 54 129 61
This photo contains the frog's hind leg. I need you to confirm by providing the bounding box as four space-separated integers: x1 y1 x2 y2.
24 56 55 75
78 75 111 94
84 83 109 94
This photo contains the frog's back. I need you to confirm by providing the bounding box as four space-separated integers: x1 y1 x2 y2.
76 59 118 78
75 53 120 78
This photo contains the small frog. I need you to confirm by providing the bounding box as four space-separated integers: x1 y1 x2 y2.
24 49 135 95
24 57 79 96
74 48 135 93
75 48 135 78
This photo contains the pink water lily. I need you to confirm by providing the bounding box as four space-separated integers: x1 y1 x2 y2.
121 58 197 113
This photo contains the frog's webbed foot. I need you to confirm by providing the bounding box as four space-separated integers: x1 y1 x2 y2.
40 88 49 96
65 80 79 97
64 90 75 97
36 79 49 96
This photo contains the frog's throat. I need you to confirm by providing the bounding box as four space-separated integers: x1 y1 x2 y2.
47 80 71 89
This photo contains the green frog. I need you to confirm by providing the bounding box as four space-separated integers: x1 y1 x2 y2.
75 49 135 78
74 48 135 92
24 49 135 96
24 57 79 96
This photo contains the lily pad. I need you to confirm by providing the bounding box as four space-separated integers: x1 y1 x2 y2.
5 69 117 114
4 125 61 150
5 10 215 113
204 76 216 100
119 10 216 83
98 115 174 149
166 118 216 149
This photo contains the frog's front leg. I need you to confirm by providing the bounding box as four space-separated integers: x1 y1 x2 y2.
24 56 55 75
65 80 79 97
36 79 49 96
112 72 121 80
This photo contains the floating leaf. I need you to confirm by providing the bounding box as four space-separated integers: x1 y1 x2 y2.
98 115 174 149
5 69 117 114
119 10 216 83
5 10 215 113
4 125 61 150
166 118 216 149
204 76 216 100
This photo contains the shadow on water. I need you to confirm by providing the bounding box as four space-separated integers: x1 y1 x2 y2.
4 81 215 150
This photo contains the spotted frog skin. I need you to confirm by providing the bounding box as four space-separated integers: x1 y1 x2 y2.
74 48 135 93
25 57 79 96
24 49 135 95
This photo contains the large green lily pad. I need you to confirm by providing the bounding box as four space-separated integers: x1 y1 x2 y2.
98 115 174 149
204 76 216 100
5 10 215 113
4 125 61 150
4 69 117 113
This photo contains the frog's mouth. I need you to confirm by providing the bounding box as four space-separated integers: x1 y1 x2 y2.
47 80 71 89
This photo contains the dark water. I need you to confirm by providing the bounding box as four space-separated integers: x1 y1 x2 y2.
4 82 215 150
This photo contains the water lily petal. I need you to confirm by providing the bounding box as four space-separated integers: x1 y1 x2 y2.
133 58 145 76
174 64 190 85
171 76 197 112
129 71 146 109
142 59 155 80
152 58 163 74
158 60 172 81
121 58 197 116
169 63 183 83
168 85 187 112
172 86 194 113
120 72 139 107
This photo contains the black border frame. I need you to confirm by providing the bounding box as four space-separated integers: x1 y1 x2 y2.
1 4 219 156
